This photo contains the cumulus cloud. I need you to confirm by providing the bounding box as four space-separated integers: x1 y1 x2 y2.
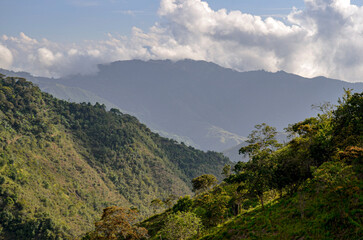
0 44 13 69
0 0 363 82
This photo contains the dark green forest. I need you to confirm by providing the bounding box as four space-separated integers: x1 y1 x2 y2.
0 75 230 239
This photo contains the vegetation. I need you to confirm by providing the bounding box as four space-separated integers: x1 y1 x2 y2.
191 174 218 193
0 75 230 239
172 196 194 213
236 123 282 209
85 206 148 240
141 90 363 240
160 212 202 240
1 73 361 240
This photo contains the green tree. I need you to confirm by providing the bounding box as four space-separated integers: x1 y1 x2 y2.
239 123 281 159
191 174 217 193
89 206 148 240
172 196 193 213
194 188 231 226
160 212 202 240
332 90 363 149
238 123 282 209
221 164 231 178
273 109 335 195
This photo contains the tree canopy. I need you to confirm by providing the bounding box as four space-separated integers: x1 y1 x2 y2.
192 174 218 193
160 211 202 240
88 206 148 240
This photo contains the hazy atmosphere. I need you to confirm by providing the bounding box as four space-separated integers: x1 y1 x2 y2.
1 0 363 82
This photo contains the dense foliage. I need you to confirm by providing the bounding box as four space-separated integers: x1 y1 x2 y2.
142 90 363 240
0 75 230 239
191 174 218 193
160 211 202 240
86 206 148 240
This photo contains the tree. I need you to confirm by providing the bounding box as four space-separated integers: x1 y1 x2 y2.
191 174 217 193
238 123 282 209
172 196 193 213
271 145 312 196
222 164 231 178
160 212 202 240
239 123 281 159
89 206 148 240
273 108 335 195
332 91 363 149
193 188 231 226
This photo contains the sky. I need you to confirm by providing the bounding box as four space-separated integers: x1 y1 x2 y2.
1 0 363 82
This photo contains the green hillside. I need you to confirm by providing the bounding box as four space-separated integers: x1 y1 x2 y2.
141 90 362 240
0 75 230 239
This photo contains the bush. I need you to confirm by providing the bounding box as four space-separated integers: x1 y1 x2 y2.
172 196 193 213
160 211 202 240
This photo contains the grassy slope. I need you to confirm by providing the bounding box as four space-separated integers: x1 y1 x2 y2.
142 166 362 240
201 184 362 240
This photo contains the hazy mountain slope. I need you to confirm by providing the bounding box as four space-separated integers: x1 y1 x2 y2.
3 60 363 152
0 69 120 110
0 75 230 239
222 142 249 163
53 60 363 151
0 68 196 147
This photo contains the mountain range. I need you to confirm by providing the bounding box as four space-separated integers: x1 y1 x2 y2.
2 59 362 157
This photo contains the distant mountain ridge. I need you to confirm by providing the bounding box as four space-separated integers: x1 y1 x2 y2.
2 60 363 152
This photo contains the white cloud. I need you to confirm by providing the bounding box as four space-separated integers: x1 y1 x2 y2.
0 0 363 82
38 48 57 66
0 44 13 69
20 32 38 44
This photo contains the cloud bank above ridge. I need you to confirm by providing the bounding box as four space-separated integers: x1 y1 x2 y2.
1 0 363 82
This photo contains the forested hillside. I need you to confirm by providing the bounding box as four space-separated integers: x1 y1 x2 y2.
141 90 362 240
0 75 230 239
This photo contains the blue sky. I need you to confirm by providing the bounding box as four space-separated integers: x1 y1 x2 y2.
1 0 363 82
1 0 362 42
1 0 308 42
